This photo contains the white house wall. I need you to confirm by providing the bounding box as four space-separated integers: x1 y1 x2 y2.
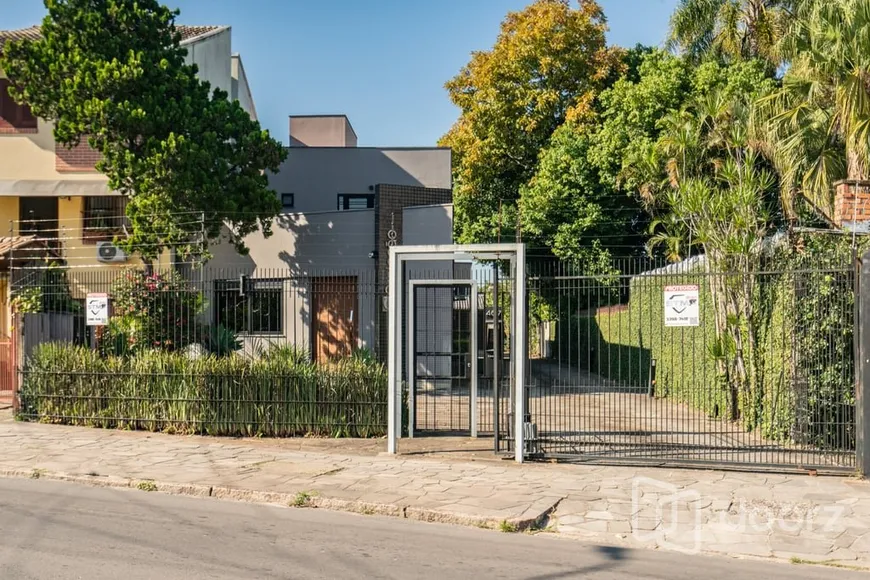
184 28 232 99
231 54 257 120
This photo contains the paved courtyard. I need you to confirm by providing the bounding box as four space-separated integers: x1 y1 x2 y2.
0 409 868 568
413 360 852 470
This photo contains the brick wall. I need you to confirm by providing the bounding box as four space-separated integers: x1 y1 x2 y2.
833 180 870 226
0 118 37 134
55 140 100 172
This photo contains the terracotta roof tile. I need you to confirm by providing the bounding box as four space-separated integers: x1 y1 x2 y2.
0 24 225 52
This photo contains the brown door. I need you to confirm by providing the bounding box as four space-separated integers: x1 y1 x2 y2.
311 276 358 363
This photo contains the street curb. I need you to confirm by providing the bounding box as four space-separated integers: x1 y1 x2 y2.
0 467 554 532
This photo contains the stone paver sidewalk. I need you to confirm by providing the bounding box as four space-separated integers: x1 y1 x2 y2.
1 412 868 569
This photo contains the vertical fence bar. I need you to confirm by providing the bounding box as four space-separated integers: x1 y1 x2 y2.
515 245 526 463
858 250 870 478
492 262 500 453
387 249 400 454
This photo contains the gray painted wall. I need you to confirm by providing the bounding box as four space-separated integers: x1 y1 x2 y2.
269 148 452 213
207 209 377 356
184 28 232 98
403 204 455 381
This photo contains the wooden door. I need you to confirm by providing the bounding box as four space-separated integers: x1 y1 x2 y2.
311 276 358 363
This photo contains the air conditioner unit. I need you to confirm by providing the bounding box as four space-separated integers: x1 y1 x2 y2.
96 241 127 263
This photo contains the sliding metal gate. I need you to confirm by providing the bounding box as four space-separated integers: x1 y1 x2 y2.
525 259 857 472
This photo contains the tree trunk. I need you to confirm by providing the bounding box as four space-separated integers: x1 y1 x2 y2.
847 148 868 181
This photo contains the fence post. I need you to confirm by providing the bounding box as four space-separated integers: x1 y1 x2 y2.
858 251 870 478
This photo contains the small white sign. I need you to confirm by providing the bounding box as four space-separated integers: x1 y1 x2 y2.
86 293 109 326
664 285 699 327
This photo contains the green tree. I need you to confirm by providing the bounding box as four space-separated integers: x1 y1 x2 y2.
760 0 870 217
668 0 797 69
0 0 287 262
644 75 779 425
519 120 643 268
440 0 622 244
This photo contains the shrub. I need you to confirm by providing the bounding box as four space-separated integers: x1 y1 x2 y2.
203 324 242 357
11 262 81 314
19 343 388 438
107 269 205 352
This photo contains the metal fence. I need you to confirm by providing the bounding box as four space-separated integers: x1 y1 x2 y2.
11 265 391 436
6 249 860 472
524 255 857 471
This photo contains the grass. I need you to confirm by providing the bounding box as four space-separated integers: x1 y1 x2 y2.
136 480 158 492
498 520 519 533
789 556 867 571
291 491 315 508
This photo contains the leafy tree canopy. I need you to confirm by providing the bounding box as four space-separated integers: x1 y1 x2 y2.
668 0 797 71
759 0 870 217
440 0 622 244
0 0 287 261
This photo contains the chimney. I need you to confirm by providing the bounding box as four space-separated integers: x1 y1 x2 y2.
834 180 870 230
288 115 357 147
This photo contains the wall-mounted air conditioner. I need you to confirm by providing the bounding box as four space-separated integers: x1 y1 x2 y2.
96 241 127 263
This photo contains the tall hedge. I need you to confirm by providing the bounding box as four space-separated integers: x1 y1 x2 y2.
19 344 388 438
556 241 857 450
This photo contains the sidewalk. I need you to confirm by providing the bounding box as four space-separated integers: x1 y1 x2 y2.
1 411 868 569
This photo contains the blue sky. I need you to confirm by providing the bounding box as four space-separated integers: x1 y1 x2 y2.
4 0 679 146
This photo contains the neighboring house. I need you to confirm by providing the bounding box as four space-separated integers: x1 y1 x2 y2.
208 115 453 360
0 24 253 338
0 24 253 276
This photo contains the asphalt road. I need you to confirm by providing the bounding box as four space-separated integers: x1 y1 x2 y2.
0 478 864 580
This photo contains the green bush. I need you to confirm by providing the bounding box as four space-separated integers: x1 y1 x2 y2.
558 269 724 417
19 343 389 438
556 244 856 449
11 262 81 314
203 324 242 357
105 269 205 352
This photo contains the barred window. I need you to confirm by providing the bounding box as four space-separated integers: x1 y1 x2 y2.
214 278 283 334
83 196 128 242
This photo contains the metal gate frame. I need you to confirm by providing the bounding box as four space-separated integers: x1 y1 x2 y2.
387 243 527 462
407 279 478 438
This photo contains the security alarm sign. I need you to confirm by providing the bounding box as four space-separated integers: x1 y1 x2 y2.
86 293 109 326
664 285 699 327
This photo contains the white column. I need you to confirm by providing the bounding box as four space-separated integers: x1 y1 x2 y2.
514 244 526 463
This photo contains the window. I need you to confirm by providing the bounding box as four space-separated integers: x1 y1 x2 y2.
281 193 295 210
83 196 128 243
214 278 283 334
0 79 37 130
337 194 374 211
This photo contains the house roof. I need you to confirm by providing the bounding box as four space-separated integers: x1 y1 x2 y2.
0 235 54 271
0 235 39 256
0 24 227 52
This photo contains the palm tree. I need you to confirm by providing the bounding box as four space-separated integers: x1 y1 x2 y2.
760 0 870 216
668 0 797 69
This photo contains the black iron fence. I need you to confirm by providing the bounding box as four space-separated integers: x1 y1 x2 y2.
12 265 391 436
524 255 857 471
7 251 862 472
